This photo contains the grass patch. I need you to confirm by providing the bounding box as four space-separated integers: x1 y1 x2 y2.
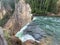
3 29 12 45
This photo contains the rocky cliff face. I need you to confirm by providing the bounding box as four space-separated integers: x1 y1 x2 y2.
0 0 13 20
4 0 32 35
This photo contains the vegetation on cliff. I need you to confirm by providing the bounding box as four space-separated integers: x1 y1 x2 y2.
26 0 58 15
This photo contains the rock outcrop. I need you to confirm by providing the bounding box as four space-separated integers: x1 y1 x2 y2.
0 1 6 20
4 0 32 35
0 0 13 20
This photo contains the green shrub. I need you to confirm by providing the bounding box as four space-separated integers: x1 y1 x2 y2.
26 0 58 15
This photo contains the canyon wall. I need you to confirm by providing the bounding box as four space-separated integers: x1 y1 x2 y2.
4 0 32 35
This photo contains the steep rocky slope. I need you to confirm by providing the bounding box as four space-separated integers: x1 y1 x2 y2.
4 0 32 35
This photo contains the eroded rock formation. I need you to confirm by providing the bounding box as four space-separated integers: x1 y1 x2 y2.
4 0 32 35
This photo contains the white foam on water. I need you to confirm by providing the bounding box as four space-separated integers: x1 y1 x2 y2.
33 17 37 20
20 34 35 42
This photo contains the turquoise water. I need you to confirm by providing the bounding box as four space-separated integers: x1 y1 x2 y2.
32 16 60 45
16 16 60 45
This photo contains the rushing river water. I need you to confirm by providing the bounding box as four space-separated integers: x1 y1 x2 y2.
16 16 60 45
32 16 60 45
